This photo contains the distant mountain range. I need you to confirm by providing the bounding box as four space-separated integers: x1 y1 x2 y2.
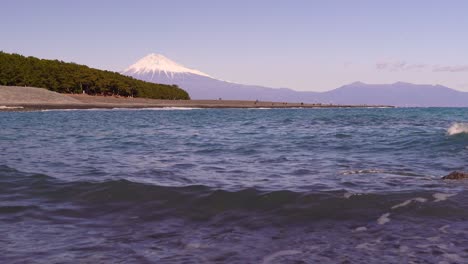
122 54 468 107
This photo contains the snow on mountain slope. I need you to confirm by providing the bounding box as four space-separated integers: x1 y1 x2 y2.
123 53 211 79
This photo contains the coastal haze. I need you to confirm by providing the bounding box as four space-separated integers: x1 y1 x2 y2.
123 54 468 107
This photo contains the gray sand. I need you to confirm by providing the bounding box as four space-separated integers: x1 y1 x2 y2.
0 86 81 105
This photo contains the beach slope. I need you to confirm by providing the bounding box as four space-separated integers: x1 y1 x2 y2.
0 86 82 105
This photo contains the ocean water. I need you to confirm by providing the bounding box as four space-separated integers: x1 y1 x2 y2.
1 107 468 263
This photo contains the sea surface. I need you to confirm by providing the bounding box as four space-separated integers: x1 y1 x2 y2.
1 107 468 263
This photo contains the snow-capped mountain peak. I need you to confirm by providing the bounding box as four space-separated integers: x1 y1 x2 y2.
123 53 210 78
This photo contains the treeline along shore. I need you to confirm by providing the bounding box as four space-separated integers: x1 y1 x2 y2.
0 52 190 100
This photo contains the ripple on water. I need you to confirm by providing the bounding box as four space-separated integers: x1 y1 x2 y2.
1 108 468 262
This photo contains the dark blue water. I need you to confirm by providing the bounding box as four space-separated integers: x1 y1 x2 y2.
1 108 468 263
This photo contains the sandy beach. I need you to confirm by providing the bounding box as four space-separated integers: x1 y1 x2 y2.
0 86 392 110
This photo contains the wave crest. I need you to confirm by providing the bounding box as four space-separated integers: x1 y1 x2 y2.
447 123 468 136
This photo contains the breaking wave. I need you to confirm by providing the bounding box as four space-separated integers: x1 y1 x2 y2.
447 122 468 135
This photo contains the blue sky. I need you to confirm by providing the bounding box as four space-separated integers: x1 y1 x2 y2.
2 0 468 91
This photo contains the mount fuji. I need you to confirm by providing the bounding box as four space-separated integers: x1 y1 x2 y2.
122 54 319 102
122 54 468 106
122 53 212 80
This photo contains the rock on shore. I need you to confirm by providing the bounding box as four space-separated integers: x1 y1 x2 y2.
442 171 468 180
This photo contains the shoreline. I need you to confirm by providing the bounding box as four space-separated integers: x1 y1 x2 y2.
0 87 394 111
0 101 394 111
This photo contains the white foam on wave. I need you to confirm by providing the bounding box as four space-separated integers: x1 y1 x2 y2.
356 238 382 251
343 192 364 199
391 200 412 209
248 107 273 110
447 122 468 135
41 107 201 112
377 213 391 225
353 226 368 232
364 106 394 109
341 169 382 175
41 108 109 112
433 193 456 202
355 242 374 250
0 105 24 109
391 197 427 210
113 107 201 111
